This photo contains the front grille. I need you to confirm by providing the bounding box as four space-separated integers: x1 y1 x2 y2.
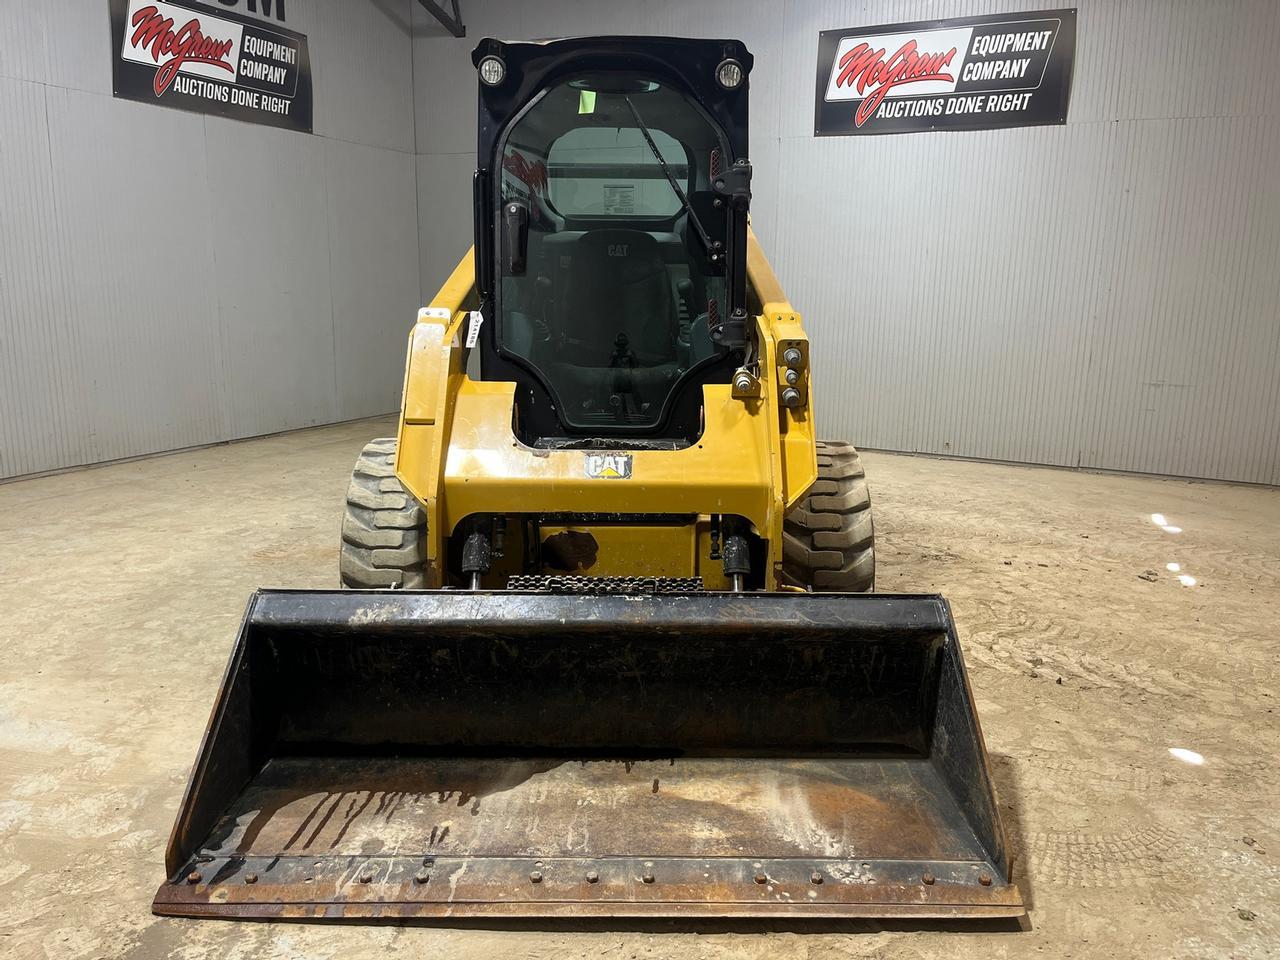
574 410 655 425
506 575 705 595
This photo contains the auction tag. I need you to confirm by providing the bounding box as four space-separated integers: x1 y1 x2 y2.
465 311 484 348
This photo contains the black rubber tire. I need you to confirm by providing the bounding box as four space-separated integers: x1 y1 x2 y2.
339 438 428 589
780 440 875 592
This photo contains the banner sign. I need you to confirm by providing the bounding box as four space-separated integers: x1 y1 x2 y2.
815 9 1075 136
110 0 312 133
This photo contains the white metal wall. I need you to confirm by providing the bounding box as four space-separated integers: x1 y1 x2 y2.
413 0 1280 484
0 0 421 480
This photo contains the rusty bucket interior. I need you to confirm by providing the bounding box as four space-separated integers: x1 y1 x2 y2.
153 590 1023 920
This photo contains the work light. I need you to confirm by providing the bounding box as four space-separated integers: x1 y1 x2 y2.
716 58 744 89
478 55 506 86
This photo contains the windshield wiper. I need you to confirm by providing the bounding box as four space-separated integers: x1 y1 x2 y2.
624 97 714 255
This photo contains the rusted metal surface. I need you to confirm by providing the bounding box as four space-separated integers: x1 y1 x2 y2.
180 756 984 861
155 590 1022 921
154 852 1021 919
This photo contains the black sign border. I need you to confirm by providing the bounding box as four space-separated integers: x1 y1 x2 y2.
814 8 1077 137
109 0 313 134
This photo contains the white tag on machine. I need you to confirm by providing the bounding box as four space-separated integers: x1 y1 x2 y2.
465 311 484 348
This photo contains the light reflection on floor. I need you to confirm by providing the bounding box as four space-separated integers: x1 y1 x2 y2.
1150 517 1197 586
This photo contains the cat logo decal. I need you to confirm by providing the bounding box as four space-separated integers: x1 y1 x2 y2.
584 453 633 479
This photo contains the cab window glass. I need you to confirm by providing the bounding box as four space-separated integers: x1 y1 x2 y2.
547 127 686 218
496 74 729 431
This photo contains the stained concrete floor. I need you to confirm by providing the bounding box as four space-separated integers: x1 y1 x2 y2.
1 416 1276 959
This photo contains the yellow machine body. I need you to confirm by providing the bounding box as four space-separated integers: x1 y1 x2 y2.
395 228 817 590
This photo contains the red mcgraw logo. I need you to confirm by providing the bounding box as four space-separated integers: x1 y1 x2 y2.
834 39 957 127
129 5 236 96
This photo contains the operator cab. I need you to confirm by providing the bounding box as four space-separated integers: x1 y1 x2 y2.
471 38 754 445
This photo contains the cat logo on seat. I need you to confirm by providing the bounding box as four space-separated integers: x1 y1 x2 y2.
585 453 633 479
607 244 629 257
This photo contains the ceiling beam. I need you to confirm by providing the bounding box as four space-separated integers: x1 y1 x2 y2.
415 0 466 38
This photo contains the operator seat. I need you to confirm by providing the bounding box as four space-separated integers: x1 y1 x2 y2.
556 229 678 366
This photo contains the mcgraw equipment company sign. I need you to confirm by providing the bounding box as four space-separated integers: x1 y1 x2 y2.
110 0 312 133
815 9 1076 136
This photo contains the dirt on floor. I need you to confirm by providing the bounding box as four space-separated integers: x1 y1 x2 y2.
0 418 1276 959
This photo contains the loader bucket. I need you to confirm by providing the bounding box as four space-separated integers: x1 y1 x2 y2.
154 590 1022 920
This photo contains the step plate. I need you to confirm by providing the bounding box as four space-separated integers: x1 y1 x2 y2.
505 574 705 594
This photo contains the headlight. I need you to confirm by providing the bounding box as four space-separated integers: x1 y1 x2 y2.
715 59 744 89
478 55 506 86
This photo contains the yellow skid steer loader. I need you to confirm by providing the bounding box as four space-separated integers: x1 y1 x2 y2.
154 36 1022 921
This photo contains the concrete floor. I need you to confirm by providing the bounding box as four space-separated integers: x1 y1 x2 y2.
1 416 1276 959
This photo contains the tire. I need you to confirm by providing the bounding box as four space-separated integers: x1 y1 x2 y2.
339 438 428 589
780 440 875 592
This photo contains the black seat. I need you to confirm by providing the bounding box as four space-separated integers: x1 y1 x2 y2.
554 229 677 367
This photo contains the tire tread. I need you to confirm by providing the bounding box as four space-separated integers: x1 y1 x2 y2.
779 440 875 592
339 438 428 589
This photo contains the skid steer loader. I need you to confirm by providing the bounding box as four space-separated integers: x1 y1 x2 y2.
154 36 1023 921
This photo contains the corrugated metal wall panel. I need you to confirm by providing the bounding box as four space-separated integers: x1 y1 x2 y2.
43 0 114 96
1 2 421 480
0 77 81 478
774 120 1117 468
44 89 226 463
1112 0 1277 121
1079 113 1280 482
205 117 337 439
312 0 416 153
416 151 475 303
413 0 1280 484
326 136 421 418
412 1 497 156
0 2 51 85
0 0 124 94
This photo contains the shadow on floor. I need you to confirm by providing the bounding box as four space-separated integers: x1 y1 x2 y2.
989 751 1036 913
